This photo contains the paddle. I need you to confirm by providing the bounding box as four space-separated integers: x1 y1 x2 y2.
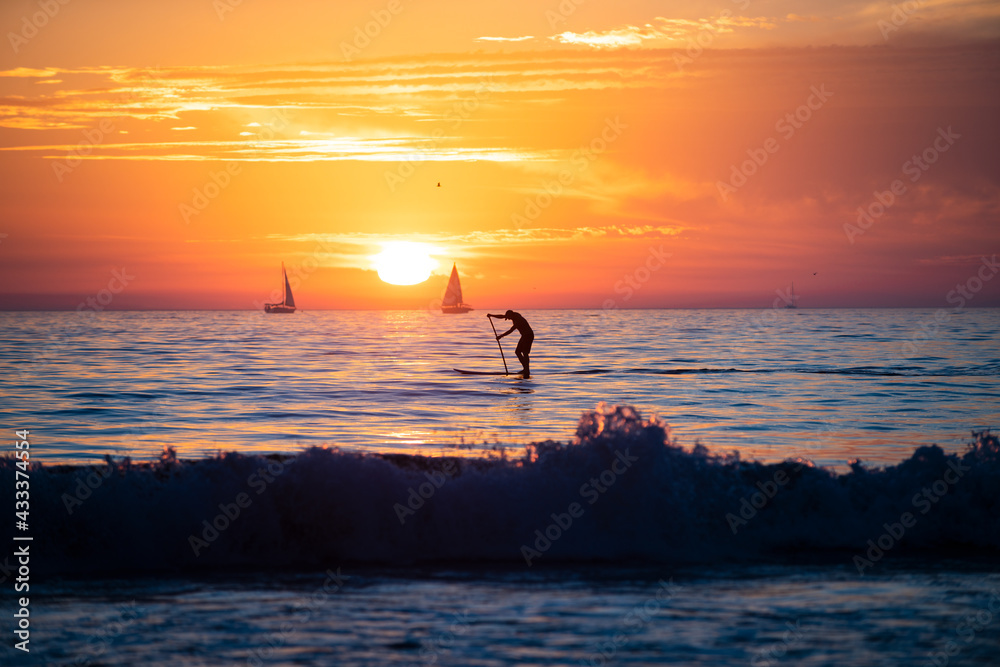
487 315 510 374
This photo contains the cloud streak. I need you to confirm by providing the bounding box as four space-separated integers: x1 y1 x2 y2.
475 36 535 43
548 15 779 50
0 138 547 163
271 224 684 251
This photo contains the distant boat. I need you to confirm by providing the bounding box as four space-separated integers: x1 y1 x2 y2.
786 282 798 309
264 262 296 314
441 263 473 314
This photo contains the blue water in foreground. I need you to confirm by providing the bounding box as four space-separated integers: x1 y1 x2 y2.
7 566 1000 666
1 309 998 665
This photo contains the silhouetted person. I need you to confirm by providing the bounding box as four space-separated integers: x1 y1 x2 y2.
488 310 533 376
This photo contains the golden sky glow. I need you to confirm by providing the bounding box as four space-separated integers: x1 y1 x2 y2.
0 0 998 309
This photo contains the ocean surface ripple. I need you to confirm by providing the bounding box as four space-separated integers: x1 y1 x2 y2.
1 308 998 469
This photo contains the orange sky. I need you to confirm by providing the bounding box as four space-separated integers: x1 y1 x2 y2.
1 0 998 309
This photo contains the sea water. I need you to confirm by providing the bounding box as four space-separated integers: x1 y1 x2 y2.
1 309 998 665
1 309 998 467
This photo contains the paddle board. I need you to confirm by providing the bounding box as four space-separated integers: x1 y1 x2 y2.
453 368 524 376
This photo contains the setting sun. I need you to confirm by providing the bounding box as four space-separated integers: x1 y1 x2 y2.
371 241 439 286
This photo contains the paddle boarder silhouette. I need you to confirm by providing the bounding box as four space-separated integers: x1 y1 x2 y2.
488 310 533 376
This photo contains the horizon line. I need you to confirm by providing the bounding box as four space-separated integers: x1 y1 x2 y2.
2 306 998 312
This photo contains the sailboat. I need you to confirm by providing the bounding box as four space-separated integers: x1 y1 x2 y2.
786 282 798 309
441 263 473 314
264 262 296 314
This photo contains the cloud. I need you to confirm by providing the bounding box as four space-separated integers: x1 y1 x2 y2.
1 43 997 177
476 36 535 42
0 68 60 78
784 14 823 23
0 56 650 137
271 225 683 251
246 228 612 273
544 15 779 50
552 30 645 49
0 52 679 160
254 225 683 272
0 137 550 163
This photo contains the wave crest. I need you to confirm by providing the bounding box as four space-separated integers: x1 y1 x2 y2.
5 405 998 574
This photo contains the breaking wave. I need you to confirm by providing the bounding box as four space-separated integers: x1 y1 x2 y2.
5 405 999 575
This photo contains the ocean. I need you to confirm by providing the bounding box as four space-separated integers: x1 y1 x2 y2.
3 308 999 467
1 308 998 665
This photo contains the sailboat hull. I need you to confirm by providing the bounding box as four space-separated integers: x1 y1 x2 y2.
441 305 473 314
264 304 296 314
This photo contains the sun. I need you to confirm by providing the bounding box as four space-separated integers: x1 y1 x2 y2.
372 241 439 285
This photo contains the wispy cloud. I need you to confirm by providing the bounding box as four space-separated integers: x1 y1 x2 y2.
168 226 661 274
503 15 781 50
549 15 779 49
271 224 684 251
475 36 535 43
0 55 660 138
256 225 683 271
0 68 60 78
0 137 551 163
0 53 680 161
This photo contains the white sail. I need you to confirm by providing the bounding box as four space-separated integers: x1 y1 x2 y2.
442 263 463 307
282 263 296 308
